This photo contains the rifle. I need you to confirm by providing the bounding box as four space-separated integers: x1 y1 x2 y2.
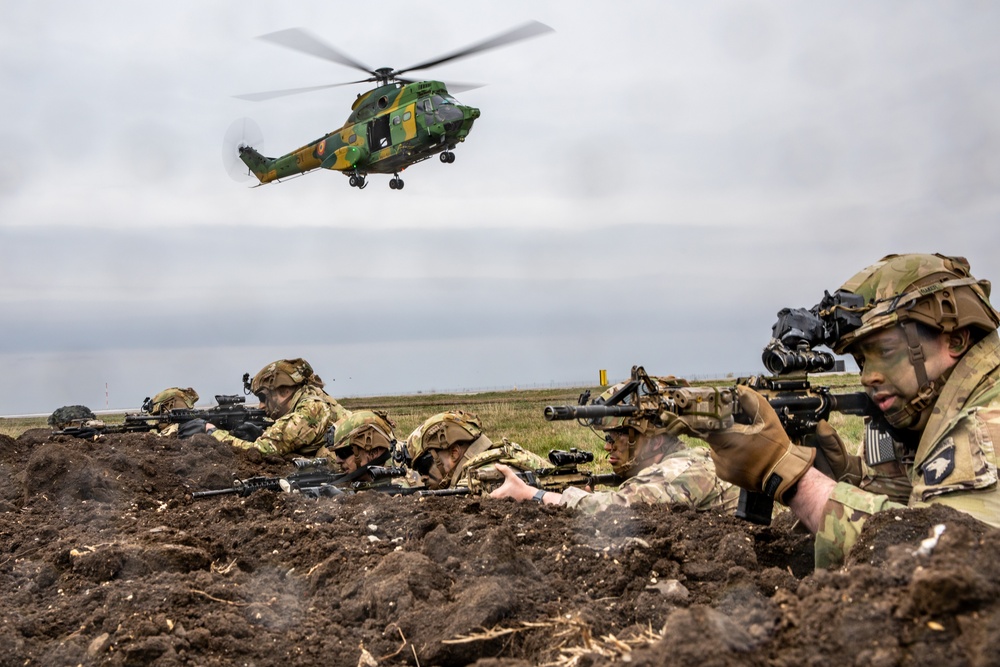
543 365 871 525
53 419 158 439
418 448 622 497
191 458 406 499
125 394 272 433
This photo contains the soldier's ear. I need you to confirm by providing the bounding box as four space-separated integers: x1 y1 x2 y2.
947 328 972 357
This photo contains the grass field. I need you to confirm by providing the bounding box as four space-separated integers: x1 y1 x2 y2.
1 374 867 459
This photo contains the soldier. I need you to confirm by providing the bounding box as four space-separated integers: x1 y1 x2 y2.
702 253 1000 568
199 358 350 457
147 387 199 437
323 410 423 489
404 410 547 491
315 414 358 473
489 377 741 514
330 410 396 469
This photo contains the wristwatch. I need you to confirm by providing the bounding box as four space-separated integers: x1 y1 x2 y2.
532 488 546 503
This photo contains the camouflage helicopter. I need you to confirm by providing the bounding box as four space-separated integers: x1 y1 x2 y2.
227 21 553 191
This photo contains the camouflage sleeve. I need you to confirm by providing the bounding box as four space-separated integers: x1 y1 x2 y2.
813 482 905 569
559 449 741 515
210 399 334 456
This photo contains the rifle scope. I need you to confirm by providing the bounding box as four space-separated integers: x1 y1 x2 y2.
547 448 594 466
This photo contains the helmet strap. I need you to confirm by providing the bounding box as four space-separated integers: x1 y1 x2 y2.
883 322 944 429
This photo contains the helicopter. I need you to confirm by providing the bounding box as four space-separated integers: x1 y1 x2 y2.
227 21 553 191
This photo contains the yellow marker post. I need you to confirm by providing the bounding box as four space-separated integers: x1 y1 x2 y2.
599 369 608 387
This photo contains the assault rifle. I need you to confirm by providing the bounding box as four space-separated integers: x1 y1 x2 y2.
191 458 406 499
544 365 871 525
53 419 157 439
418 448 622 497
125 394 272 433
54 394 272 439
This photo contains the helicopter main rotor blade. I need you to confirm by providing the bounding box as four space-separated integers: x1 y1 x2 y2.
234 79 373 102
394 20 554 77
256 28 374 75
391 76 482 93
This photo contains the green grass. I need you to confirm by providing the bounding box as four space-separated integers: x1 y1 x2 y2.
2 376 867 458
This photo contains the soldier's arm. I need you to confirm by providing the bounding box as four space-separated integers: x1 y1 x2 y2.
489 463 560 504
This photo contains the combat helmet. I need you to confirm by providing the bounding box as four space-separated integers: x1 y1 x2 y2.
48 405 97 428
331 410 397 455
249 358 323 395
823 253 999 355
405 410 486 477
590 374 687 476
821 253 999 428
147 387 199 414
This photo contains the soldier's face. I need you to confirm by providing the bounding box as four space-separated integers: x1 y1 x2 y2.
418 446 462 489
258 387 294 420
334 446 357 473
855 325 960 426
603 429 640 474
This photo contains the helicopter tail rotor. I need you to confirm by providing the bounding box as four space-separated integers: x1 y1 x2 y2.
222 117 265 182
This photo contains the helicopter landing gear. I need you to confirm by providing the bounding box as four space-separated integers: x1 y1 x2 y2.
439 151 456 164
389 174 405 190
349 174 367 189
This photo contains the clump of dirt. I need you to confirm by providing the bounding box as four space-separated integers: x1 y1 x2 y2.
0 430 997 666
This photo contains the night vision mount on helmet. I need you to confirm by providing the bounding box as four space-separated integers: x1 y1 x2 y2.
224 21 553 191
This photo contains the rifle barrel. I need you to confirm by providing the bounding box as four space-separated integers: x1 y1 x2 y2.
543 404 637 421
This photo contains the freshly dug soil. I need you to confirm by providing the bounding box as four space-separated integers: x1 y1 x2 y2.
0 429 997 666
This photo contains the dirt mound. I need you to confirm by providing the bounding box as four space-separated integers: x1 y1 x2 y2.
0 431 997 666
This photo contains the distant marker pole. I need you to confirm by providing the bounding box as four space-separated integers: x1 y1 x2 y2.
106 383 109 409
599 369 607 387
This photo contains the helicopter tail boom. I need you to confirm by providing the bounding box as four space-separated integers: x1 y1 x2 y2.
238 146 275 184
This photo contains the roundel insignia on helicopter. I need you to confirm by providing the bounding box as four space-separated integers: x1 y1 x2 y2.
229 21 553 190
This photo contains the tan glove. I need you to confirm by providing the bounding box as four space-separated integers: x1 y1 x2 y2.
704 385 815 504
810 419 863 485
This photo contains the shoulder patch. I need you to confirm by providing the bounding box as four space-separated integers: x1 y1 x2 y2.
922 444 956 486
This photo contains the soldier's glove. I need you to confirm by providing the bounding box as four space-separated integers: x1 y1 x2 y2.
704 385 815 505
178 419 208 440
231 422 265 442
809 419 863 486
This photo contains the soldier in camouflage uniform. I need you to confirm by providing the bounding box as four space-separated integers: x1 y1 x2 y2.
315 414 357 474
324 410 425 488
490 377 741 513
328 410 396 470
404 410 546 491
203 359 350 457
703 254 1000 568
148 387 200 437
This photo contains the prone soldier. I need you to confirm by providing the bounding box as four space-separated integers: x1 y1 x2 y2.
490 376 741 513
404 410 546 491
146 387 199 437
194 358 350 458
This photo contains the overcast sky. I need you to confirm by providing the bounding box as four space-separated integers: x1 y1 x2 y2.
2 1 999 415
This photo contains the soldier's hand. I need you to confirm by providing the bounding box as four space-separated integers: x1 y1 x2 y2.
704 385 815 505
178 419 208 440
231 422 265 442
810 419 863 485
489 463 536 502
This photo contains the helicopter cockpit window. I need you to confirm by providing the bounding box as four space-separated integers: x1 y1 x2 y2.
422 99 433 112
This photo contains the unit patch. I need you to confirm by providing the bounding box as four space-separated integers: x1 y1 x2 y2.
922 445 956 486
